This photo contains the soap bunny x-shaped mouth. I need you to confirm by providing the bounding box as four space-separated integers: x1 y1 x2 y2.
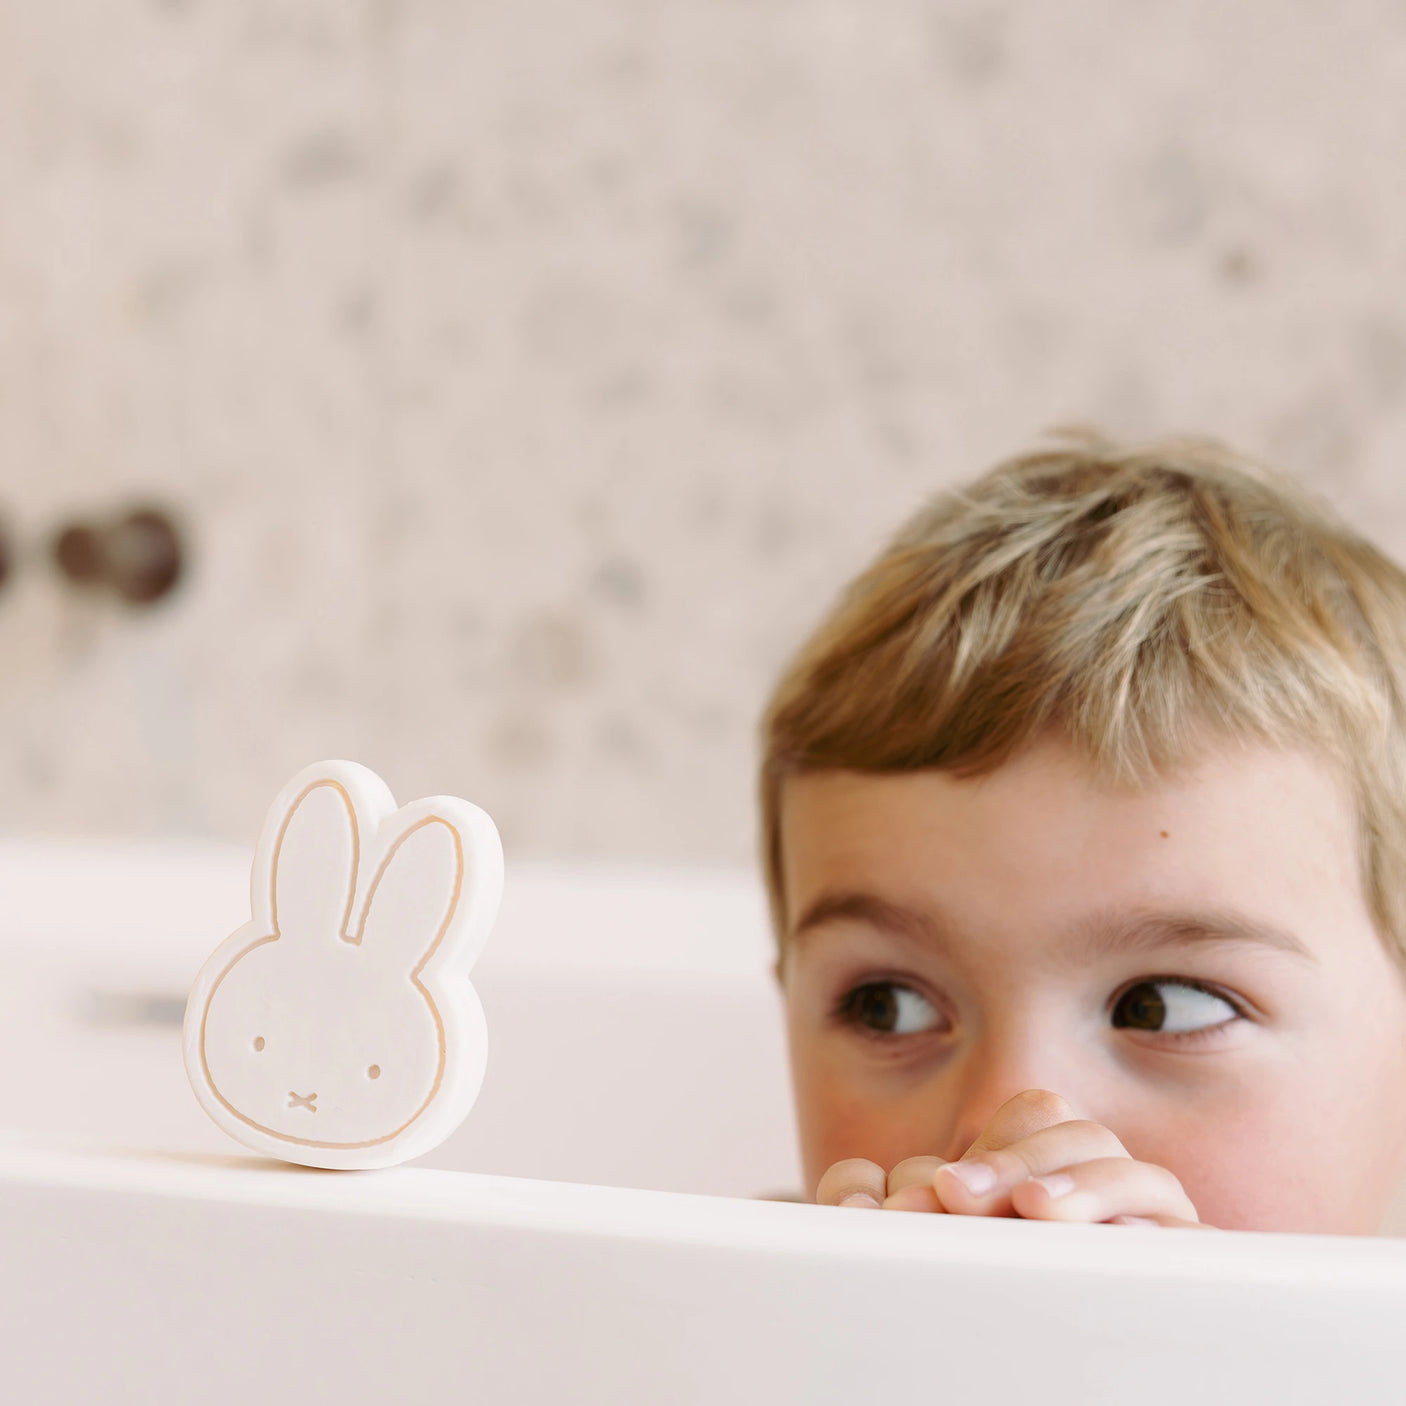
287 1091 318 1112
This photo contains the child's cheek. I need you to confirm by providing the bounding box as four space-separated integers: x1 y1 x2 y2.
793 1058 936 1196
1122 1090 1372 1234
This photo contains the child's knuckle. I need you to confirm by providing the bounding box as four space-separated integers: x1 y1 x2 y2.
1009 1088 1072 1123
1066 1121 1128 1159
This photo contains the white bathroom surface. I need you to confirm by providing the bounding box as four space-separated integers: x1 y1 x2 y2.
5 842 1406 1402
4 836 1406 1227
3 1141 1406 1405
0 841 800 1196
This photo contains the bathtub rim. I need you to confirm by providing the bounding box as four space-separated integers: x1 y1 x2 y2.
3 1138 1405 1290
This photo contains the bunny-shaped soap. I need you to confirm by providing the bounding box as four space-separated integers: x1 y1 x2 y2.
183 760 503 1169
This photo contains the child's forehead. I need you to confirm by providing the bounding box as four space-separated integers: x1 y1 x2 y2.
780 735 1355 840
777 739 1368 961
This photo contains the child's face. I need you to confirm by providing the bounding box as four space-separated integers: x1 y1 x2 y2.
779 737 1406 1232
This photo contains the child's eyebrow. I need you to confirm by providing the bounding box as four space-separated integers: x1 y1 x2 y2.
1073 909 1315 963
789 891 1315 962
789 891 948 949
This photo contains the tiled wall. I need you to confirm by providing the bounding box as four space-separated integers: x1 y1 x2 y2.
3 0 1406 862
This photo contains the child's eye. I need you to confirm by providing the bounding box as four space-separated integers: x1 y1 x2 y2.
1111 979 1239 1034
838 981 943 1035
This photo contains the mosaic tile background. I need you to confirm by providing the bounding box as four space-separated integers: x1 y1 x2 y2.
3 0 1406 862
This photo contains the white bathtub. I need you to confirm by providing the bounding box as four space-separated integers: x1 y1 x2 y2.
3 842 1406 1403
0 841 798 1197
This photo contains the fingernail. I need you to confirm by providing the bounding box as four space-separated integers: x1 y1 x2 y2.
838 1192 881 1209
1031 1173 1076 1200
1110 1215 1159 1227
940 1160 997 1196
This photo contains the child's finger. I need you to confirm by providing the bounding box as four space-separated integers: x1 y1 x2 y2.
815 1158 886 1209
882 1156 947 1212
933 1117 1128 1216
1007 1157 1199 1225
1109 1214 1207 1230
961 1089 1077 1158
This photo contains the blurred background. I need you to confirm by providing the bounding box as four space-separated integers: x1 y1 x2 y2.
2 0 1404 863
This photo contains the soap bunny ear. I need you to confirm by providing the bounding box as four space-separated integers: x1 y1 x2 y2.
268 778 361 942
252 761 397 942
354 796 503 973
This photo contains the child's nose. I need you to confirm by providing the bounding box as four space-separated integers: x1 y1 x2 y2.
939 1042 1084 1160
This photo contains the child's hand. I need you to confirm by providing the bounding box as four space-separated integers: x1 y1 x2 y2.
815 1089 1203 1228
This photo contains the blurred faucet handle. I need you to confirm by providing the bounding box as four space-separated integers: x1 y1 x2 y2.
51 507 184 605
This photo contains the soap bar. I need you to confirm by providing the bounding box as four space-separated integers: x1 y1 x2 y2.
183 760 503 1170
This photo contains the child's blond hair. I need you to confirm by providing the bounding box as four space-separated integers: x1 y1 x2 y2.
760 433 1406 958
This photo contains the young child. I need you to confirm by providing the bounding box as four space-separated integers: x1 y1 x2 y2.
760 433 1406 1233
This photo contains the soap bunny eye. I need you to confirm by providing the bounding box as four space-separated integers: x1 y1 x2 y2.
367 1064 381 1080
252 1037 265 1052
